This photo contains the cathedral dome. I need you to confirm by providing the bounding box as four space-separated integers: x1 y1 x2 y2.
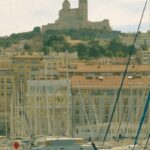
62 0 70 10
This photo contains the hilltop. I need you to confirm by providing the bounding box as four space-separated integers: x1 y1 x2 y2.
0 27 139 59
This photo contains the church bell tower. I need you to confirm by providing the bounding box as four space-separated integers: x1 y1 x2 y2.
79 0 88 22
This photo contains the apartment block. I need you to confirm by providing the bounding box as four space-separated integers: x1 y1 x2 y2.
71 76 150 141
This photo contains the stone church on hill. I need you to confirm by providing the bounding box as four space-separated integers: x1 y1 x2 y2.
42 0 111 32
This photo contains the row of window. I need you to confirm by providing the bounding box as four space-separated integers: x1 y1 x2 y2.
0 79 13 96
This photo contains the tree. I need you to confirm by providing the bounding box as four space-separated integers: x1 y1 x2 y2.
105 50 113 57
107 38 128 57
33 27 41 33
141 44 148 51
24 44 31 51
43 34 70 52
41 46 50 55
87 40 105 58
43 34 65 46
72 43 88 58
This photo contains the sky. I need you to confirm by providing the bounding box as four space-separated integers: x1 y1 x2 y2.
0 0 149 36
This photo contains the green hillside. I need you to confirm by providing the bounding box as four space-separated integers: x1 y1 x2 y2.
0 27 134 58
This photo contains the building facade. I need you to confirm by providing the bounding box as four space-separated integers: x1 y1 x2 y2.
136 48 150 65
0 52 149 141
71 76 150 141
0 69 15 136
141 49 150 65
24 80 72 137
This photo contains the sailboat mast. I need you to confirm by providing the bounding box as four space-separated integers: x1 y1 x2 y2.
66 50 70 137
44 55 51 135
4 83 8 137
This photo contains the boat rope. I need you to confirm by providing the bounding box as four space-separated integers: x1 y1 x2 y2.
92 142 98 150
101 0 148 146
122 87 148 140
96 118 105 141
144 132 150 149
92 98 98 125
122 97 137 140
115 103 128 140
97 98 115 141
78 86 93 141
122 111 131 140
77 87 98 150
133 92 150 149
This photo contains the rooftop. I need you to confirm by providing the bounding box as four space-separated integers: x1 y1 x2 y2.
58 64 150 73
71 76 150 89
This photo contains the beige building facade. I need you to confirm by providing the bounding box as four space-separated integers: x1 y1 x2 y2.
136 48 150 65
25 80 72 137
71 76 150 141
0 52 149 141
141 50 150 65
0 69 15 136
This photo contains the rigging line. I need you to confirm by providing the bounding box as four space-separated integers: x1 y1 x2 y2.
133 91 150 149
119 87 147 140
144 132 150 149
122 92 137 140
115 103 128 140
77 88 98 150
97 118 105 141
132 88 149 137
122 112 131 140
97 96 115 141
92 142 98 150
101 0 148 146
92 99 98 125
77 86 93 141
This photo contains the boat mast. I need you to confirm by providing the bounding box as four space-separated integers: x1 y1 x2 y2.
4 81 8 137
133 92 150 149
44 54 51 135
66 50 70 137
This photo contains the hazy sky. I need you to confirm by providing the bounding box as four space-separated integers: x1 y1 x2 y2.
0 0 149 36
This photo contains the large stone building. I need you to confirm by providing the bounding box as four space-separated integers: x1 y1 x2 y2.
42 0 111 32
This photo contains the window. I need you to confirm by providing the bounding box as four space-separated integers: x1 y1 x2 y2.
32 60 37 64
106 89 114 95
42 86 46 93
1 91 4 96
123 98 128 106
1 79 4 96
31 67 38 71
76 109 80 114
122 89 130 95
75 115 80 123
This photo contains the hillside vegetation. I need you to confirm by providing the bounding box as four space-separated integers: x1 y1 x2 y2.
0 27 134 58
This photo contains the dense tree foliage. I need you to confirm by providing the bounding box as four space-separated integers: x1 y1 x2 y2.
43 34 70 52
70 39 133 59
0 26 41 48
24 44 31 51
0 28 134 58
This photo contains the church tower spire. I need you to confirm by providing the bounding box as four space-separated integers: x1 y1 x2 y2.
79 0 88 22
